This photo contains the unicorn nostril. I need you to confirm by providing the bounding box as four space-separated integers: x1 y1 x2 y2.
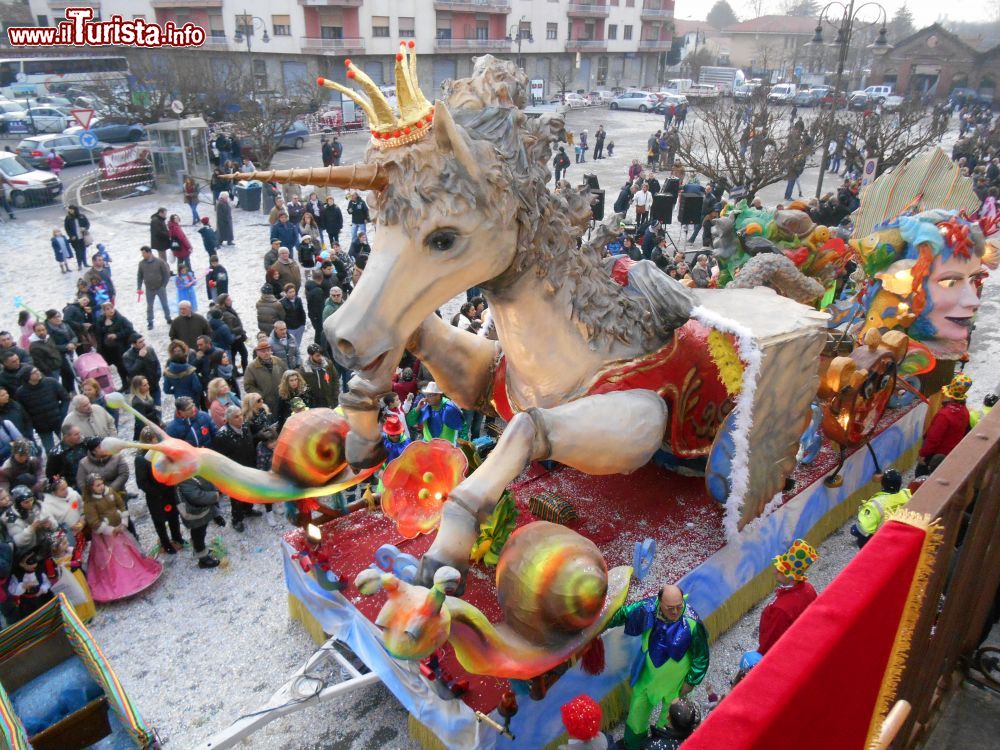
336 338 356 357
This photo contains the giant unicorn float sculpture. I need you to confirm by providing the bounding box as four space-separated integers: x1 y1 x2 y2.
125 48 829 679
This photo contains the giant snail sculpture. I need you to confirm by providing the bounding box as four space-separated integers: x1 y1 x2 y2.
129 45 884 681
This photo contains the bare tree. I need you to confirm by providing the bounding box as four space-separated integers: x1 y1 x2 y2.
836 103 949 178
676 96 819 199
552 63 574 101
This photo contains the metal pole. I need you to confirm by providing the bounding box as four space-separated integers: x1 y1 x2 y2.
815 0 856 199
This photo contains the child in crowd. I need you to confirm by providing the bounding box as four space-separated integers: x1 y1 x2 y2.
206 255 228 301
198 217 219 259
51 229 72 274
7 546 53 621
175 261 198 311
607 140 615 157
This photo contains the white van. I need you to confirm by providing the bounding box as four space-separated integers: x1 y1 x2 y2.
0 153 63 207
662 79 693 94
767 83 798 104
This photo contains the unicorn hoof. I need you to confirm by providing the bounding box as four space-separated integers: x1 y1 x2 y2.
418 552 467 596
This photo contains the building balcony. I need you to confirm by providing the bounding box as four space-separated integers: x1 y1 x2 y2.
47 0 101 9
297 0 363 7
434 38 511 52
640 7 673 21
638 39 668 50
565 38 608 52
201 37 231 49
433 0 511 13
567 3 610 19
300 37 366 53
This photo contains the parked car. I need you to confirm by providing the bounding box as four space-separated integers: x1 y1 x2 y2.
686 84 720 99
240 121 310 162
733 83 761 100
16 134 112 168
0 153 63 207
609 91 659 112
818 89 848 107
29 95 74 109
63 119 147 143
562 92 589 108
793 89 821 107
652 93 689 114
20 106 72 133
882 94 906 112
849 85 892 104
767 83 798 104
0 101 28 132
587 90 616 105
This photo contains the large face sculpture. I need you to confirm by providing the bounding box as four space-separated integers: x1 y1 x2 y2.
857 212 990 360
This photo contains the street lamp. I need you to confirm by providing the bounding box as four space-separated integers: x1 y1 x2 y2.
233 9 270 108
506 16 533 71
807 1 891 198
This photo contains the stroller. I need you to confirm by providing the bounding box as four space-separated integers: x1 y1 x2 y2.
73 351 116 394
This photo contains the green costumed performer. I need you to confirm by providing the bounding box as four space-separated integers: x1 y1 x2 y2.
606 584 710 750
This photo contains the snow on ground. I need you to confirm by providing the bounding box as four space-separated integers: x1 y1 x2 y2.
0 107 996 749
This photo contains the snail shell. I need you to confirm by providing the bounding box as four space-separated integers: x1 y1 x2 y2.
496 521 608 645
271 408 350 486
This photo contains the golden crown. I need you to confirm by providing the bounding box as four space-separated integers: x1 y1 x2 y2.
318 41 435 151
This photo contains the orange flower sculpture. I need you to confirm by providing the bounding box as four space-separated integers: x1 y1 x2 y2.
381 439 468 539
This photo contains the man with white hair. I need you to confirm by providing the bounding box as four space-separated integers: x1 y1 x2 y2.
212 405 271 530
62 394 115 439
168 300 212 349
269 321 300 369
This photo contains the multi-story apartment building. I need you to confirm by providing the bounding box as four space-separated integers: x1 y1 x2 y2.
22 0 674 98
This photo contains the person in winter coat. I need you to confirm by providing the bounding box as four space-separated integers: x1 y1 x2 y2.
27 322 65 383
270 246 302 293
136 246 173 331
917 374 972 476
41 476 83 540
214 293 248 373
255 286 285 337
44 423 86 489
269 321 300 370
321 196 343 246
211 406 272 529
175 475 221 568
165 396 215 447
208 349 239 399
298 235 318 269
298 344 338 409
279 285 307 347
51 229 72 274
167 214 192 269
64 205 90 270
241 392 277 444
76 438 130 496
123 333 161 405
275 369 312 429
270 213 300 255
0 386 31 439
346 192 370 243
44 309 78 368
215 192 235 246
183 176 200 225
205 255 228 301
243 341 286 415
162 342 203 403
134 428 184 554
13 372 67 457
94 301 134 387
168 301 211 349
0 440 44 494
62 394 115 440
149 208 171 262
304 270 327 347
553 146 570 182
129 376 161 441
207 309 234 352
198 217 218 259
348 232 371 261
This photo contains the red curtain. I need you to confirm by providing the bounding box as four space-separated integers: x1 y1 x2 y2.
685 520 928 749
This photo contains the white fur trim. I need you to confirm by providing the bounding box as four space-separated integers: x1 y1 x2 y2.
97 521 114 535
691 305 764 540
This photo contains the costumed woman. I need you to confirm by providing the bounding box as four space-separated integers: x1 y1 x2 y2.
82 473 162 603
606 583 710 750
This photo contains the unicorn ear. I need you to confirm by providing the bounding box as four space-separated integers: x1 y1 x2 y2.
433 101 480 181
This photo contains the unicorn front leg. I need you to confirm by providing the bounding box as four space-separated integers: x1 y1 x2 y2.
418 389 668 591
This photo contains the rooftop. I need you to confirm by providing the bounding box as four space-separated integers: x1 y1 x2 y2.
723 15 820 35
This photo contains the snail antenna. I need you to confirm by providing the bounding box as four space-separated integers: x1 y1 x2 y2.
104 392 169 440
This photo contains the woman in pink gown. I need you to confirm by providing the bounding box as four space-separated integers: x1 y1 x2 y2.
82 473 162 602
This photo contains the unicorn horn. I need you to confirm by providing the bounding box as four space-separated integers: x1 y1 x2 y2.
104 392 169 440
220 163 387 191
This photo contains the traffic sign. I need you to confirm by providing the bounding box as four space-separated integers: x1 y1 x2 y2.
70 108 95 130
79 131 98 149
170 100 185 115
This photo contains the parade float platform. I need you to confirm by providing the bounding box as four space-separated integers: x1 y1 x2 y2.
282 402 926 750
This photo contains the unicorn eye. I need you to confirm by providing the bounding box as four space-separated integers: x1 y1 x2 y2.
425 229 458 252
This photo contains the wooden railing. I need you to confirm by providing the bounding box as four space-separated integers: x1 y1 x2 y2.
890 405 1000 747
